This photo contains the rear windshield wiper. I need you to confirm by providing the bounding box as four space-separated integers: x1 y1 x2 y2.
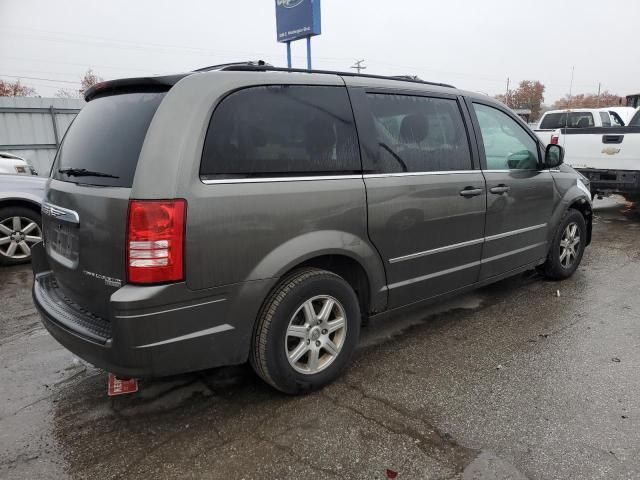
58 168 119 179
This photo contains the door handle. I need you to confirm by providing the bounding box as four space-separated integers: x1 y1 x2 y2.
602 134 623 144
459 187 483 198
490 185 511 195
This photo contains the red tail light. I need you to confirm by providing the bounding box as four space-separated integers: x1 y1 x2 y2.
550 134 559 145
127 199 186 284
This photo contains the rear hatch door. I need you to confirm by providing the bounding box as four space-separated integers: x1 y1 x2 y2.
43 91 165 319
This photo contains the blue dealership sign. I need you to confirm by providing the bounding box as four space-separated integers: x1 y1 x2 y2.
275 0 321 43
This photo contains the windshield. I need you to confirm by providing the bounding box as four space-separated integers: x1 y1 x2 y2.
629 110 640 127
540 112 594 129
52 92 165 187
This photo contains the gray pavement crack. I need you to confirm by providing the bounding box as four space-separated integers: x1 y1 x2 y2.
321 382 476 473
258 434 342 478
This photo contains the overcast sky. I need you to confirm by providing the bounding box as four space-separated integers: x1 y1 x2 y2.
1 0 639 103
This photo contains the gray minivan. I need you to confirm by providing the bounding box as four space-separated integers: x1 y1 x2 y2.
32 64 592 394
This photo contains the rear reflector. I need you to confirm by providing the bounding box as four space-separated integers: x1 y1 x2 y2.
127 199 186 284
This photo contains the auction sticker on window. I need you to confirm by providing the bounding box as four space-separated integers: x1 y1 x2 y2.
107 373 138 396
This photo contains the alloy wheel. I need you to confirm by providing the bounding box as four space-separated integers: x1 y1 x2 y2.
0 216 42 260
559 222 580 268
285 295 347 375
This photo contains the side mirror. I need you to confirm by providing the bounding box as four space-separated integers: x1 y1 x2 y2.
544 144 564 169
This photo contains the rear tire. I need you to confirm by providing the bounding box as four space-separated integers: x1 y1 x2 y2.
250 268 361 394
0 206 42 266
539 209 586 280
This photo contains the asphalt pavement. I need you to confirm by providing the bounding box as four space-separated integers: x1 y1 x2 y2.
1 197 639 480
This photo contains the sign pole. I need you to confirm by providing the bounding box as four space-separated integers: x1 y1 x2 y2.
275 0 320 70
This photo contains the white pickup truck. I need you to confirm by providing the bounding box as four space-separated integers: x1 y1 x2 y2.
534 108 616 145
550 109 640 200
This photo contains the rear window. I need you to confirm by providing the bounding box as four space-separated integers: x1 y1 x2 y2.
539 112 594 129
200 85 360 180
630 110 640 127
53 92 165 187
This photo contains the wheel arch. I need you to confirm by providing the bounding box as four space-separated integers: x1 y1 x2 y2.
568 197 593 245
246 230 388 316
549 188 592 247
0 198 42 217
292 254 372 321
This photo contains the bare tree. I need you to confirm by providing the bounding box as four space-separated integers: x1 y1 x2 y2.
56 68 104 98
55 88 80 99
553 91 623 109
0 79 36 97
79 69 103 95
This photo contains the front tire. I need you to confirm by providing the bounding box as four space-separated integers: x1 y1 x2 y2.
539 209 586 280
250 268 361 394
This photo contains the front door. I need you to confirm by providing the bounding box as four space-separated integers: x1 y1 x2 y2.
350 87 487 308
469 101 555 280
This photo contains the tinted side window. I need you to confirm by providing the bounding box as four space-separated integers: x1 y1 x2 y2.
200 86 360 179
473 103 539 170
599 112 611 127
365 94 472 173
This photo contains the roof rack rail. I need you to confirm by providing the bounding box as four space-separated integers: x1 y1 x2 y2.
217 64 455 89
390 75 423 81
194 60 271 72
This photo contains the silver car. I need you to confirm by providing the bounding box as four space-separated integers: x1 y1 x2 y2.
0 173 45 265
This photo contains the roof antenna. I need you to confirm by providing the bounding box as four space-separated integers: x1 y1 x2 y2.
565 65 575 131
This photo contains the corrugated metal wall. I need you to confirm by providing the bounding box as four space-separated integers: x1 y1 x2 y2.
0 97 84 175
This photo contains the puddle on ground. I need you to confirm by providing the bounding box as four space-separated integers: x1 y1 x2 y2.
360 293 484 348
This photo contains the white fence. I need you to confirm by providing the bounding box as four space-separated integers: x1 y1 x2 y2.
0 97 84 175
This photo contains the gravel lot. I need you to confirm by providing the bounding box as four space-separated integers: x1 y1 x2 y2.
1 197 639 479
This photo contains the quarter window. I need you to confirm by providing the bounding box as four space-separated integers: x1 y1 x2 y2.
364 94 472 173
610 112 624 127
200 86 360 179
599 112 611 127
473 103 539 170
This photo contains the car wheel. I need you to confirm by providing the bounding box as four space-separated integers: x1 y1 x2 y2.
539 208 586 280
0 206 43 266
250 268 361 394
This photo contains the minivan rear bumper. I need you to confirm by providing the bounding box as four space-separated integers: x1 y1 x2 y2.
31 243 276 377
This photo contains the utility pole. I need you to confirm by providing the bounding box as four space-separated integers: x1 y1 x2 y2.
505 77 510 107
596 82 601 107
350 59 366 74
